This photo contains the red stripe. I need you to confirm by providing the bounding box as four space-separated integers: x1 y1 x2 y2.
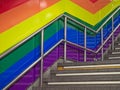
0 0 29 14
90 0 98 3
0 0 60 33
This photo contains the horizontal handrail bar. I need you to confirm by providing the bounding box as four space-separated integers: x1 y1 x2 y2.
66 40 96 53
63 14 96 33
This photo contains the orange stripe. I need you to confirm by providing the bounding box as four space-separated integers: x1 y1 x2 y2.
0 0 60 33
71 0 111 14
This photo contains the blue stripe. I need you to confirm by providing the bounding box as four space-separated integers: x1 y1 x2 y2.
0 46 40 89
67 15 120 49
0 16 119 89
0 29 64 89
44 28 64 53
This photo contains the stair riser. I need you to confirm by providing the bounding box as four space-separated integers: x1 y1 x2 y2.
46 75 120 82
34 84 120 90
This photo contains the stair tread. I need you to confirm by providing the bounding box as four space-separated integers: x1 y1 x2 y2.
34 84 120 90
46 74 120 82
58 60 120 67
51 68 120 74
33 34 120 90
108 49 120 53
108 54 120 57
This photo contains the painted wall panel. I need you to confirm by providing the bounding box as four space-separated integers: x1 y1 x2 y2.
1 0 120 55
0 17 119 75
0 1 120 89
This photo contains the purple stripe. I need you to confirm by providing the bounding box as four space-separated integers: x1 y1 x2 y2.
9 63 40 90
9 26 120 90
43 44 64 71
9 44 64 90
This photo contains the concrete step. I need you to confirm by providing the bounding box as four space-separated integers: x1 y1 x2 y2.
108 54 120 60
51 68 120 75
108 49 120 54
57 60 120 70
115 45 120 50
34 84 120 90
47 68 120 82
45 73 120 82
58 59 120 67
108 52 120 56
105 51 120 60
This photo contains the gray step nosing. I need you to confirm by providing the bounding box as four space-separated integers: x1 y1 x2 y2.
48 81 120 85
63 64 120 69
56 72 120 76
51 68 120 74
112 52 120 54
109 57 120 59
45 76 120 83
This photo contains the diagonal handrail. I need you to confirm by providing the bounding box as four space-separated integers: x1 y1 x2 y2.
1 6 120 90
3 39 63 90
96 24 120 53
0 6 120 59
0 14 64 59
96 7 120 33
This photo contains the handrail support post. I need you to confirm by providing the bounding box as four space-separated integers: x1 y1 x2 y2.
101 28 104 61
64 17 67 62
40 30 44 87
84 27 87 62
112 16 114 50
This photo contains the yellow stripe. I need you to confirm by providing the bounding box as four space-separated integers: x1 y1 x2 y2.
0 1 64 54
66 0 120 25
0 0 120 54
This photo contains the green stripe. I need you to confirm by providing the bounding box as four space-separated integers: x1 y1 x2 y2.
65 6 120 31
0 33 41 73
67 18 112 36
0 7 119 73
44 18 64 41
0 19 63 73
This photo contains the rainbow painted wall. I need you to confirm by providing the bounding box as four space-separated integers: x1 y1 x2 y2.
0 0 120 90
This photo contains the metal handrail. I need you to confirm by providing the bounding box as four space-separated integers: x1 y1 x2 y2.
63 7 120 54
63 6 120 34
63 14 96 33
96 7 120 33
96 24 120 53
0 6 120 59
1 6 120 90
66 40 95 53
0 14 64 59
3 39 64 90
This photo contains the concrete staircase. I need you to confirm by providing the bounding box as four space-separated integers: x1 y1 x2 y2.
33 39 120 90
